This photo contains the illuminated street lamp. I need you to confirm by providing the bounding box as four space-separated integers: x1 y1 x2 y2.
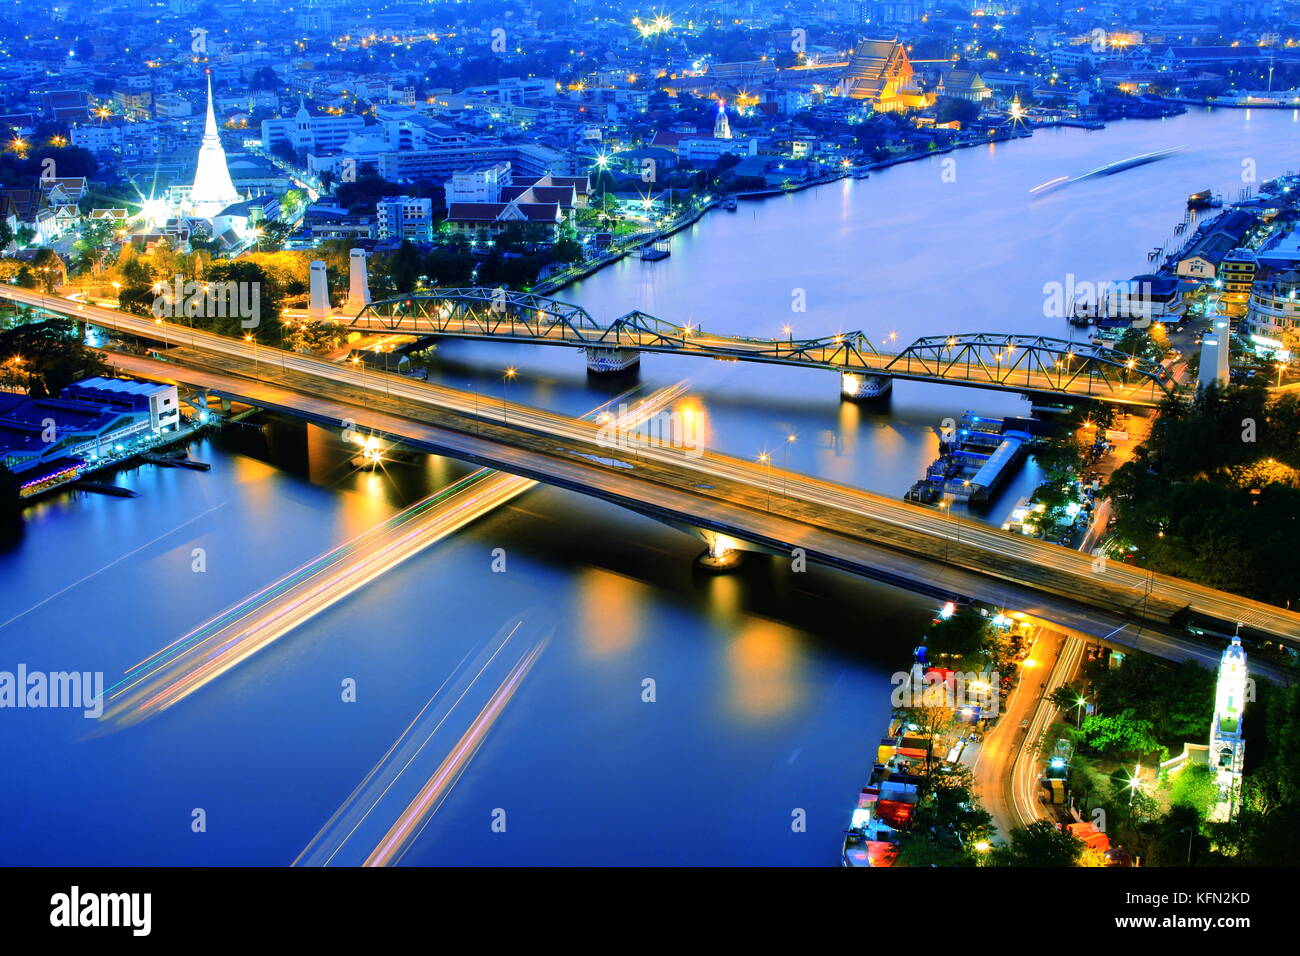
503 366 517 424
782 433 796 497
758 451 772 510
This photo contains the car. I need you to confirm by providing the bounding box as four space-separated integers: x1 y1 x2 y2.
1019 719 1030 731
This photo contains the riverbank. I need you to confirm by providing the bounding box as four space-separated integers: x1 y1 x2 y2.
17 418 215 505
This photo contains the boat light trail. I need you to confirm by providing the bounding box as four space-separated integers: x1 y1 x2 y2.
1029 145 1186 195
293 616 550 866
98 383 688 730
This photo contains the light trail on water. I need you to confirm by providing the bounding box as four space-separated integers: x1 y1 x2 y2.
97 383 689 730
293 616 551 867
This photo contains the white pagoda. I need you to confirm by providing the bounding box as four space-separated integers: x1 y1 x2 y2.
187 74 242 221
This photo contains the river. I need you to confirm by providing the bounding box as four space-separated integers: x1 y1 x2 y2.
0 107 1295 865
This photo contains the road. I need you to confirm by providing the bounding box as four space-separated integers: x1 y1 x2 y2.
972 627 1085 839
9 286 1300 654
1008 632 1086 829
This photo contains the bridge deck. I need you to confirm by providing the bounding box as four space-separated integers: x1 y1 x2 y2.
344 289 1176 407
3 286 1291 649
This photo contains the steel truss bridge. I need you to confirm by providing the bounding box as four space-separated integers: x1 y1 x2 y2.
348 288 1177 406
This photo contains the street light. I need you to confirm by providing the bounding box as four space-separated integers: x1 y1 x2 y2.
374 344 390 397
244 333 259 375
937 499 952 562
782 433 795 497
503 366 516 424
758 451 772 510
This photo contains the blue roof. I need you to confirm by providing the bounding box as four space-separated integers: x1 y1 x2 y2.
65 377 172 397
970 435 1024 491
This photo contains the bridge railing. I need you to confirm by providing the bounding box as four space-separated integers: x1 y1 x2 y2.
351 290 1175 401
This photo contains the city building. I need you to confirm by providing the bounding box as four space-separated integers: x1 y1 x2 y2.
376 196 434 241
260 98 367 154
1218 249 1257 316
1247 267 1300 335
1160 637 1249 823
1175 211 1257 280
445 162 513 205
713 100 732 140
443 200 564 240
0 377 180 490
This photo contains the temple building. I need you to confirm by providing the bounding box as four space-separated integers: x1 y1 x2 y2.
187 74 243 221
840 39 930 112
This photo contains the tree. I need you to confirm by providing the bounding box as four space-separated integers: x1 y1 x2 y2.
30 248 66 292
201 260 285 342
1081 710 1166 760
990 821 1083 866
936 96 980 126
0 319 107 397
1169 763 1218 820
923 606 991 668
385 240 422 293
279 188 305 221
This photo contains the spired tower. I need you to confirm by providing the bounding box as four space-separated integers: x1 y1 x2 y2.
1208 636 1248 822
293 95 312 151
188 74 243 221
713 99 732 140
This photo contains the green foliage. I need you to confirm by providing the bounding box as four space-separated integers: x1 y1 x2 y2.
203 260 285 343
1169 763 1218 820
1104 385 1300 606
989 820 1083 866
936 97 980 126
0 318 107 397
1080 711 1166 760
923 607 991 668
1088 655 1215 746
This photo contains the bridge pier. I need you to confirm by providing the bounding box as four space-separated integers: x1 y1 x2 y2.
584 346 640 374
840 371 892 401
308 261 332 319
696 532 743 571
344 249 371 316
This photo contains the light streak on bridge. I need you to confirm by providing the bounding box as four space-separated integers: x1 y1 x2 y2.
6 287 1294 654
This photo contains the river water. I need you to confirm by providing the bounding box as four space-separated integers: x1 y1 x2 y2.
1 108 1295 865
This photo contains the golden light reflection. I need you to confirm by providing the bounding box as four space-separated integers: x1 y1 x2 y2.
576 568 646 658
704 564 742 628
725 622 803 721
